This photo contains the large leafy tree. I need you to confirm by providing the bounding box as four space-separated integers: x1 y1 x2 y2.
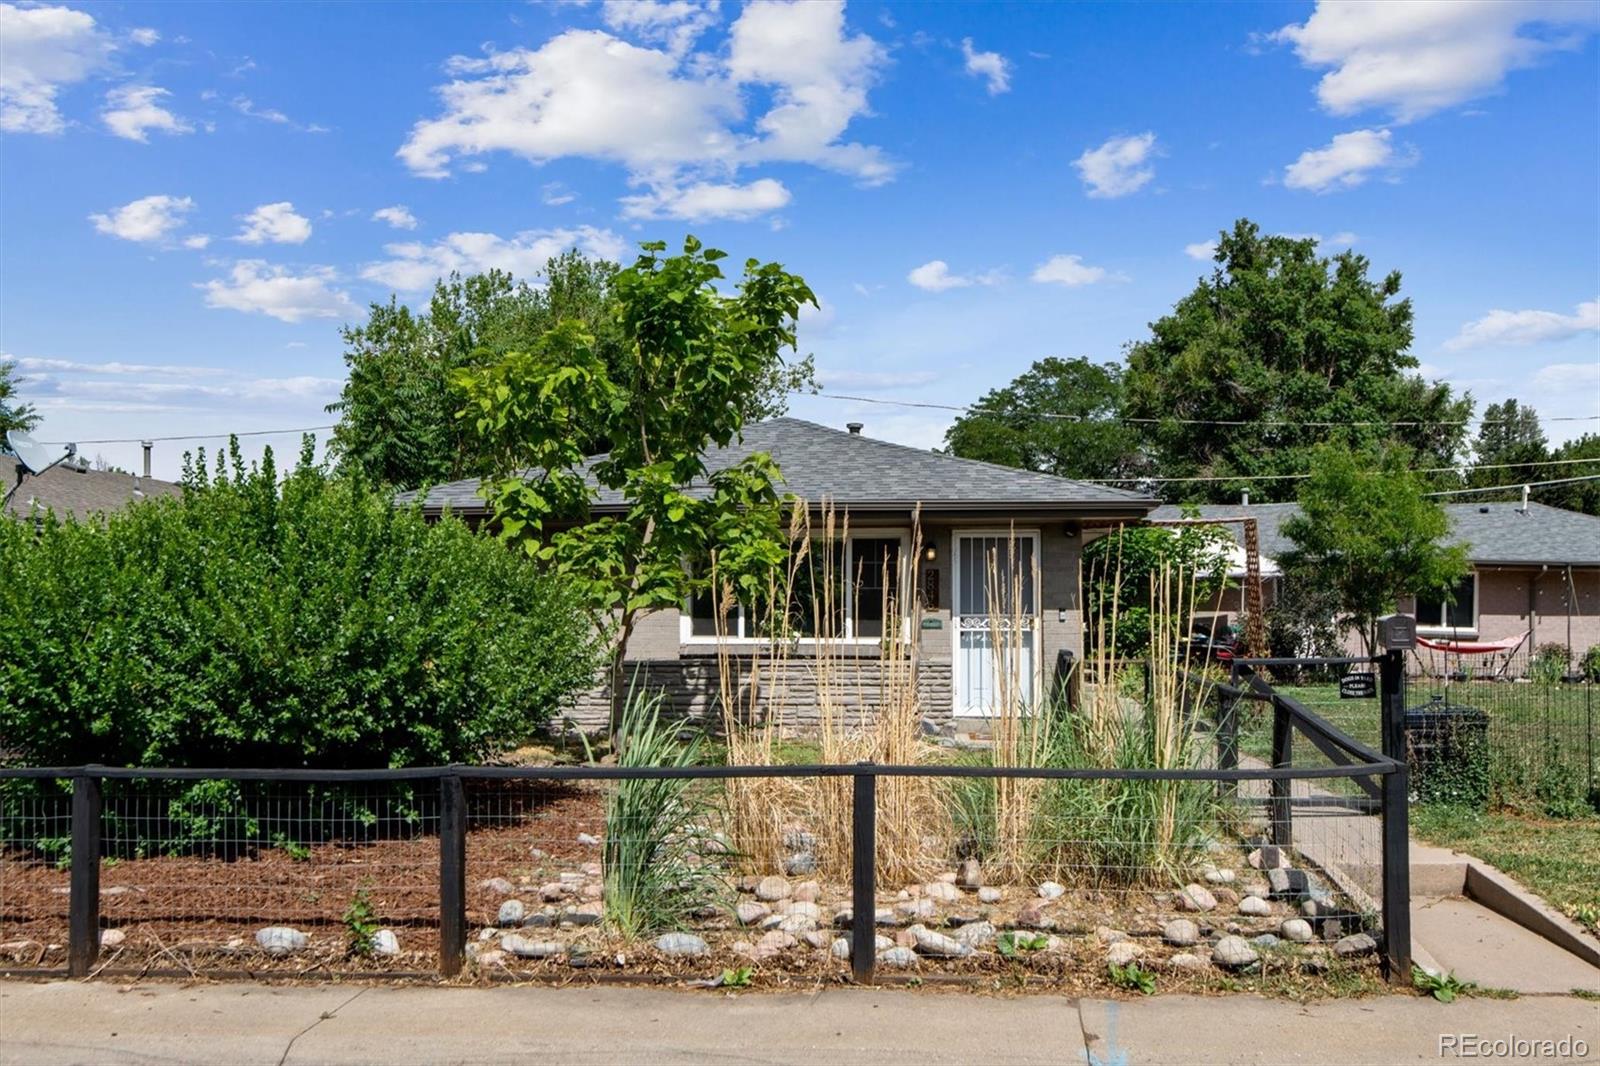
1 359 39 435
1469 398 1548 494
1125 219 1472 502
328 251 815 489
458 237 814 737
1545 433 1600 516
1279 443 1469 656
943 356 1146 481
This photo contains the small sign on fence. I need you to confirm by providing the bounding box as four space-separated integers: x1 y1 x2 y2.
1339 672 1377 699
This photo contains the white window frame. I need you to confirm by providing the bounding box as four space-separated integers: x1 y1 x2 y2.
680 529 912 645
1413 571 1479 636
950 528 1043 718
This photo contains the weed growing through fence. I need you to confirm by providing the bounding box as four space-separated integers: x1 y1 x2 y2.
1108 961 1158 995
1412 966 1475 1003
342 886 379 957
604 689 725 940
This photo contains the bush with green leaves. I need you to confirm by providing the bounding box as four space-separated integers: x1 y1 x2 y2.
1581 645 1600 683
1530 643 1571 684
0 437 601 769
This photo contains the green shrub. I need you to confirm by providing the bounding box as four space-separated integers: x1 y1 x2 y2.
1582 646 1600 683
1530 643 1570 684
0 437 601 769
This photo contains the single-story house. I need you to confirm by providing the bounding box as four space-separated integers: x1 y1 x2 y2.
399 417 1159 731
1149 501 1600 669
3 455 180 520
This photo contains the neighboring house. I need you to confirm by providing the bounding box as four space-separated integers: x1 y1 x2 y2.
399 417 1159 731
3 456 180 520
1150 501 1600 667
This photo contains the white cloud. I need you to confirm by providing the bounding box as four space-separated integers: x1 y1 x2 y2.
398 2 892 216
1272 1 1599 123
906 260 1003 292
361 226 628 292
1073 132 1158 198
371 205 419 230
129 27 159 47
1030 254 1114 287
542 182 576 206
1328 230 1359 246
199 261 355 322
235 202 313 245
1531 361 1600 392
182 234 211 250
619 177 790 221
232 95 290 124
100 84 192 142
7 355 223 377
960 37 1011 95
601 0 720 57
1444 298 1600 350
1283 128 1416 192
0 2 115 134
88 194 194 243
815 368 941 390
1184 240 1218 261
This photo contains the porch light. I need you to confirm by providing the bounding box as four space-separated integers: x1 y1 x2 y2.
924 544 937 562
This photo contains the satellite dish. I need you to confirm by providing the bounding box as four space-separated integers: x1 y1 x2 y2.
5 430 75 476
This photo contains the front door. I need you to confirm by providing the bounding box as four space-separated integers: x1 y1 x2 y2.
952 531 1040 716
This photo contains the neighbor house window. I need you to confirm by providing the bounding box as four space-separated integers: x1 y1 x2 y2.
683 531 909 642
1415 574 1477 632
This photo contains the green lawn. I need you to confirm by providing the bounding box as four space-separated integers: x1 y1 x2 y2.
1410 804 1600 935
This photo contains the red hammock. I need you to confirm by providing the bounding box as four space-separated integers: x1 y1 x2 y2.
1416 631 1528 656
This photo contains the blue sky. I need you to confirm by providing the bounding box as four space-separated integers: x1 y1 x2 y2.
2 0 1597 479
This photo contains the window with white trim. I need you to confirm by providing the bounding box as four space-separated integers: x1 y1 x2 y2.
1415 574 1477 632
683 531 910 642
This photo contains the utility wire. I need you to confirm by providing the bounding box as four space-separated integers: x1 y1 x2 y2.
816 391 1600 428
43 425 337 446
1076 456 1600 485
1424 474 1600 497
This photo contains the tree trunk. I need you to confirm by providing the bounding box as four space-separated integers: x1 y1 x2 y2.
607 608 639 748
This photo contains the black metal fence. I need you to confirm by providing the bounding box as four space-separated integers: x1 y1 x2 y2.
1 660 1412 986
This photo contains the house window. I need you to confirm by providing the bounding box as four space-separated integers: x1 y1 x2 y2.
683 530 909 643
1415 574 1477 633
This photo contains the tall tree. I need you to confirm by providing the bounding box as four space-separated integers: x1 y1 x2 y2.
1279 442 1469 656
943 356 1146 481
1545 433 1600 516
1 360 39 435
327 251 815 488
1124 219 1472 502
1468 398 1548 494
457 237 813 738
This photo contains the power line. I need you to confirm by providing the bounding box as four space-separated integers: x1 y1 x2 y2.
815 391 1600 428
1425 474 1600 498
1076 456 1600 485
43 425 336 446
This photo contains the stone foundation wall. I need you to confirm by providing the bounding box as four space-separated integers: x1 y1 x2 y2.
560 655 954 735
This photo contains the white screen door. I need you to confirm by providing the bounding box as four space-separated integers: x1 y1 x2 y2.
953 532 1039 716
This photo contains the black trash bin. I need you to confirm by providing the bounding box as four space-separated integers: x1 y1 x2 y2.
1404 695 1489 806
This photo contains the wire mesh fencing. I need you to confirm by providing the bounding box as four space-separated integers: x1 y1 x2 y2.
0 665 1409 988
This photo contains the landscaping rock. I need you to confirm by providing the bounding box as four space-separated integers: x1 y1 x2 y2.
1203 865 1235 885
736 902 770 926
500 934 563 959
580 862 602 878
1177 884 1217 912
877 946 919 969
499 900 528 927
1106 941 1142 967
1239 895 1272 917
802 930 831 949
1212 935 1259 970
958 859 983 890
255 927 308 956
1281 918 1314 943
777 913 818 935
977 887 1002 904
99 929 126 948
654 933 709 957
792 881 821 903
1095 926 1127 944
1162 919 1200 947
479 928 499 941
372 930 400 956
1248 845 1288 871
736 875 763 893
753 931 797 961
539 883 568 902
1017 903 1052 929
1037 881 1065 900
893 898 937 922
909 924 971 958
581 884 602 901
1333 933 1377 958
470 947 506 968
923 881 961 903
787 901 822 922
831 937 852 960
564 904 603 927
954 921 996 949
1252 934 1280 949
1169 952 1208 972
783 853 818 876
755 876 791 902
783 828 816 852
1266 868 1309 900
480 877 515 895
577 832 600 846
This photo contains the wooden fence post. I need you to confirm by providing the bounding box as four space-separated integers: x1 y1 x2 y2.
850 763 876 984
68 770 102 978
439 772 466 978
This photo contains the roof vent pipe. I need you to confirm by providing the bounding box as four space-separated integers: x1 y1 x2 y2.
1520 484 1529 513
1241 490 1249 506
846 422 863 435
141 440 152 479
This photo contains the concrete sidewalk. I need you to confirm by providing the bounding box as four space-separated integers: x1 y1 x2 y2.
2 981 1596 1066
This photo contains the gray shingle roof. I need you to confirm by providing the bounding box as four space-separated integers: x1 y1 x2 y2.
3 457 180 520
396 417 1158 517
1149 501 1600 568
